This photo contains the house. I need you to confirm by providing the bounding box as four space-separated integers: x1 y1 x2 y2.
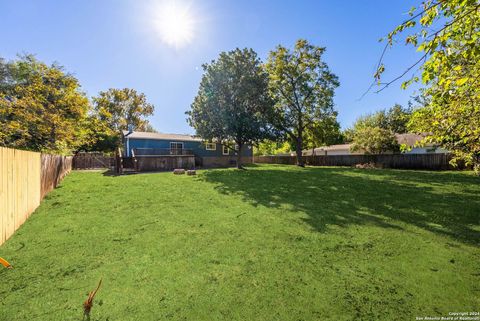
394 133 448 154
303 144 363 156
121 131 253 168
302 133 448 156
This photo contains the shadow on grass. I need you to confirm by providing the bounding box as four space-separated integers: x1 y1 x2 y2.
198 165 480 245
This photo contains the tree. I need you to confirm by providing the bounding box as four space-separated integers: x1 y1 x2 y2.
92 88 155 133
350 126 399 154
346 104 410 154
187 48 274 169
303 112 342 154
375 1 480 171
384 104 412 134
255 140 292 156
90 88 155 153
265 39 340 166
143 123 158 133
77 116 120 153
0 55 91 154
350 104 411 135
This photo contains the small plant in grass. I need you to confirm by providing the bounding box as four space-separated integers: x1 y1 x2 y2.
83 279 102 320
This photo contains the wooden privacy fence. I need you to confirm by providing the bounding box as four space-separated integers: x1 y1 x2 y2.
72 152 114 170
1 148 40 246
1 147 72 245
135 155 195 171
254 153 453 170
41 154 73 199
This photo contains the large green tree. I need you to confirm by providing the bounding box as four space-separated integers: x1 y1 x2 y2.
90 88 155 152
187 48 274 169
254 140 292 156
350 127 400 154
0 55 90 154
376 0 480 171
92 88 155 132
346 104 410 154
78 116 120 153
303 112 342 153
265 39 340 166
346 104 411 138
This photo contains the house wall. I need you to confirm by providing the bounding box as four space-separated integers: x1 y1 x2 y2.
124 138 253 158
325 149 364 156
303 146 364 156
404 147 449 154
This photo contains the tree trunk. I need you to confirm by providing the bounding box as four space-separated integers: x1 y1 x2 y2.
236 143 244 169
295 137 304 167
295 113 305 167
474 154 480 175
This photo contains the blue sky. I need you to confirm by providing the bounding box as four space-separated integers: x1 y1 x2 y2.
0 0 422 134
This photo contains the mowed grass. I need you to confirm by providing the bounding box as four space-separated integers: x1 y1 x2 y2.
0 165 479 321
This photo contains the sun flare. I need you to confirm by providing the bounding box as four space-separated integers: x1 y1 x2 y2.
153 2 195 48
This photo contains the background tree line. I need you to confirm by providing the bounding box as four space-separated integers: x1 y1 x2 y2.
187 40 413 167
344 104 412 155
0 55 156 155
189 0 478 171
188 40 341 167
2 0 477 172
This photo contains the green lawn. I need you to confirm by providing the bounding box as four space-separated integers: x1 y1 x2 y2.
1 165 479 321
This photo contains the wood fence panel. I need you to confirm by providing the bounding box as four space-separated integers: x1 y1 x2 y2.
72 152 113 169
135 156 196 171
0 147 41 245
255 153 452 170
1 147 70 245
40 154 72 199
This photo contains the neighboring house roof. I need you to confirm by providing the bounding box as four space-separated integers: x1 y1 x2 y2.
122 131 202 142
395 133 432 147
275 152 296 156
303 144 352 154
303 133 434 155
320 144 352 151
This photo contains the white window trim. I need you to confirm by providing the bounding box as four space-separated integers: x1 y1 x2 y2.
222 145 229 155
205 142 216 151
170 142 184 150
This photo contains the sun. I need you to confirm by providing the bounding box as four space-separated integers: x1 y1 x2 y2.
153 1 195 48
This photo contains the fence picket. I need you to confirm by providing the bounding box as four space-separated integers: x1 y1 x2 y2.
0 147 71 245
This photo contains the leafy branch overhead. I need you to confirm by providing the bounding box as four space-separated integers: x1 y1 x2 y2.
371 0 479 172
373 0 479 92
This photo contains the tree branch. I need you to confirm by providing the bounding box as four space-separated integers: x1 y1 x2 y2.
360 4 480 97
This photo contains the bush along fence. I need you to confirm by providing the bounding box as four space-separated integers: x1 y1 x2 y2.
254 153 454 170
0 147 72 245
